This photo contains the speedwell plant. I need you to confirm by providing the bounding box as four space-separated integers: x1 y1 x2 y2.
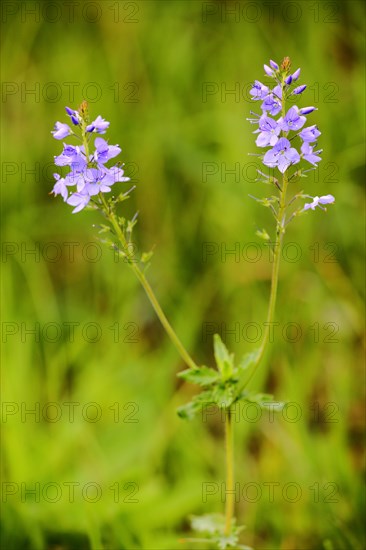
51 57 334 549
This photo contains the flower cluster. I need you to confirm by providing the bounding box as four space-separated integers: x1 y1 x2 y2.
51 103 129 213
248 58 334 212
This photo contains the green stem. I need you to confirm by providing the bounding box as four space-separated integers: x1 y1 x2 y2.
225 408 234 536
102 196 197 371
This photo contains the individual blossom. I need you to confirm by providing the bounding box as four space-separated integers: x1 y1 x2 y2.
299 125 321 142
263 137 300 173
254 115 281 147
66 189 91 214
52 173 73 201
301 142 322 166
103 165 130 185
54 144 87 171
92 138 121 165
261 87 282 116
83 168 115 195
82 167 126 195
280 106 306 132
51 121 72 140
249 80 270 100
303 195 335 211
86 115 110 134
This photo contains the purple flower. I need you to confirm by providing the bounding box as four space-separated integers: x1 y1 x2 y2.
54 144 87 172
250 80 270 100
261 92 282 116
86 115 110 134
260 85 282 116
75 165 130 198
269 60 279 70
65 106 80 126
263 137 300 173
82 168 118 195
92 138 121 164
285 75 293 85
264 64 275 76
291 68 301 81
103 165 130 185
303 195 335 211
299 125 321 142
51 122 71 140
263 138 300 174
52 173 73 201
281 106 306 132
255 115 281 147
66 189 91 213
51 106 131 214
292 84 307 95
301 142 322 166
299 106 317 115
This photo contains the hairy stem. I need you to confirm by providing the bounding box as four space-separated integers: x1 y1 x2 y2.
225 408 234 536
102 197 197 371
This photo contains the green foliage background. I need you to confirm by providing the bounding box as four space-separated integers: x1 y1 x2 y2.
1 1 365 549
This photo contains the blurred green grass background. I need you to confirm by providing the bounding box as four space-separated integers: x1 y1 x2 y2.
1 1 365 549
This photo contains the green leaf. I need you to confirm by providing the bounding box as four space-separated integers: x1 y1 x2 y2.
95 223 112 234
238 349 260 372
126 218 138 233
213 334 234 380
212 383 236 409
177 390 215 420
178 366 220 387
176 401 198 420
255 228 270 241
141 250 154 264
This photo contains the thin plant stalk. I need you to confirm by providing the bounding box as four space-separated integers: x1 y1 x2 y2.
103 196 198 371
225 408 234 536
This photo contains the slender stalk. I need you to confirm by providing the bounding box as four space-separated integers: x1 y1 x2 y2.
242 174 288 389
102 197 198 371
225 408 234 536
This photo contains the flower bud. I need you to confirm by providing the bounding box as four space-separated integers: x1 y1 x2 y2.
291 68 301 81
299 106 317 115
293 85 307 95
264 64 274 76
